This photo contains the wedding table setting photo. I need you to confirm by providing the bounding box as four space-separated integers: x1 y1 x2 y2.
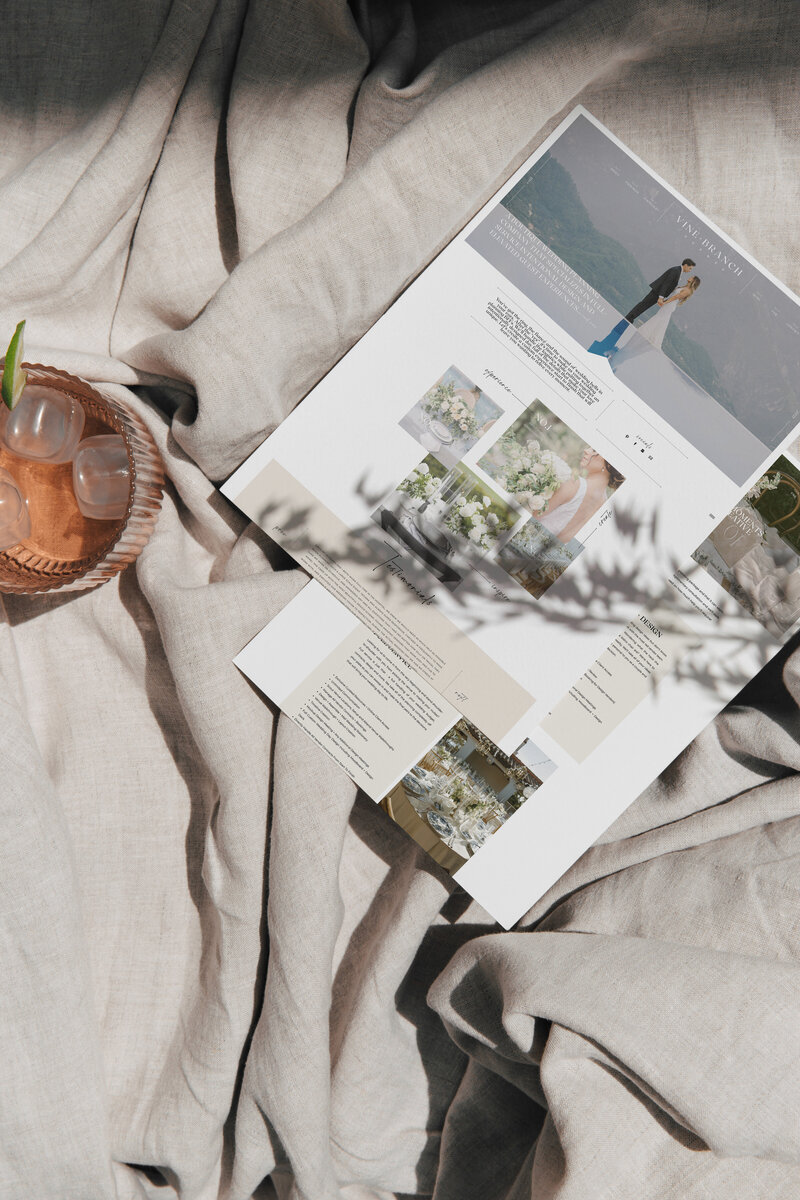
380 718 547 873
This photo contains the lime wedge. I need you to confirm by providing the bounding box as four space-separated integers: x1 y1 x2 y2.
2 320 27 410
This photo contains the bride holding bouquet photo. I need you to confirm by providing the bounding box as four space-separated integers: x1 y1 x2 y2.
478 400 625 544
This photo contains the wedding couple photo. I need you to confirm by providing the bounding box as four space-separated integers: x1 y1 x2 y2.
588 258 701 361
380 718 547 874
477 398 624 546
398 364 504 468
467 112 800 483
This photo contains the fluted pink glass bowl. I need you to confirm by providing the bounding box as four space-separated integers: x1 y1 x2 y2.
0 364 164 593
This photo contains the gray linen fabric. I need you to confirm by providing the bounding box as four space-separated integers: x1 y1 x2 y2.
1 1 799 1197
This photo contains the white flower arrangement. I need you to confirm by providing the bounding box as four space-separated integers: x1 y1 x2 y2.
445 492 506 550
398 466 440 501
540 449 573 483
422 381 480 439
461 795 492 818
489 431 572 514
746 472 781 503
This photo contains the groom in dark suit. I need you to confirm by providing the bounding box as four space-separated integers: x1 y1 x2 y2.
589 258 696 357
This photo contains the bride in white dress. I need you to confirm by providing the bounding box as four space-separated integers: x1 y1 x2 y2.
538 449 624 543
617 274 701 351
537 475 587 536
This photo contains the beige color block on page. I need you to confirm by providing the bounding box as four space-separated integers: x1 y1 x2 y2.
281 625 457 800
542 603 699 764
236 459 534 743
709 506 763 568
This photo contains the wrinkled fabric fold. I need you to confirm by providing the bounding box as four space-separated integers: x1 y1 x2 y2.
1 2 800 1198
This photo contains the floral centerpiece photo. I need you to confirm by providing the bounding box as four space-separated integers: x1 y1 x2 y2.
396 455 449 507
371 455 520 589
478 398 625 544
398 364 504 468
379 717 549 876
443 480 516 554
421 381 480 440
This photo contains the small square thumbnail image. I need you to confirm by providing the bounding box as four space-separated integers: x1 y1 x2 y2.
497 517 584 600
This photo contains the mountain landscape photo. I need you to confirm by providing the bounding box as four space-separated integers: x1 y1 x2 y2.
498 112 800 452
502 151 731 416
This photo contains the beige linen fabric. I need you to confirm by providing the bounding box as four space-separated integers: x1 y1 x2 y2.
1 1 799 1197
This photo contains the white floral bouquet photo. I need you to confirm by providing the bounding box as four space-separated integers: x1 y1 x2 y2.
493 432 572 514
422 382 480 439
397 461 440 502
445 494 502 550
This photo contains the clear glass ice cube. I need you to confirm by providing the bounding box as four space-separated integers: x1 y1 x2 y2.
72 435 131 520
0 384 85 462
0 467 31 550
